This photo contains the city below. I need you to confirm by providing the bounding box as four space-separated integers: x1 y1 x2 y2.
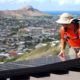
0 6 80 62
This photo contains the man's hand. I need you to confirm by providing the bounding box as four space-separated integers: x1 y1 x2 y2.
76 52 80 58
58 50 66 61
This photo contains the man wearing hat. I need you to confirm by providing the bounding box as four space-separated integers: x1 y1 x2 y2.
56 13 80 61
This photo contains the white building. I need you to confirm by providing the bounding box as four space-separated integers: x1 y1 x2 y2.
43 27 55 36
28 27 44 36
35 43 47 49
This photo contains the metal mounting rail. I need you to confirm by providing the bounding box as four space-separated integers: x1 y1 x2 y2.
0 56 80 80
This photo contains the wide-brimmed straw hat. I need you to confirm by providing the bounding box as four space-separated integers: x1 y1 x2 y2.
56 13 75 24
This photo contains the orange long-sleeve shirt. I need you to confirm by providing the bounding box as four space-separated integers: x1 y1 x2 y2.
60 23 80 48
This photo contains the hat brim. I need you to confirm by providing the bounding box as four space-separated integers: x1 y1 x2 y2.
56 18 75 24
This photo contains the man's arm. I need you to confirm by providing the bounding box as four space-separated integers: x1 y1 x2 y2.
61 39 66 52
58 26 66 61
60 26 66 52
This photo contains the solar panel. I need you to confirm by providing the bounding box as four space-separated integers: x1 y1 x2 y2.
0 55 70 71
11 55 70 66
0 55 79 79
13 56 59 65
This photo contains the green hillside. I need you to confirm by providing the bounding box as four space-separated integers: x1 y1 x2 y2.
4 43 60 62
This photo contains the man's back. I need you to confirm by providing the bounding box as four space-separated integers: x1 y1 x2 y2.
60 23 80 48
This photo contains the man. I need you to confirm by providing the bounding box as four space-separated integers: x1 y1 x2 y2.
56 13 80 61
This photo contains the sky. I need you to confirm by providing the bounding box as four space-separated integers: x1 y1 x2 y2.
0 0 80 11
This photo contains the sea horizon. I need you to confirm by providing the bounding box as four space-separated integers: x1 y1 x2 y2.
44 11 80 15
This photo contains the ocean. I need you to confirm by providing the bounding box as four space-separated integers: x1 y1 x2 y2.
44 11 80 15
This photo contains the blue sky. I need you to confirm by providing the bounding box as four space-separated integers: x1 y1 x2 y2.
0 0 80 11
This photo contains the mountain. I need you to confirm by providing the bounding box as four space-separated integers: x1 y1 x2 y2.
0 6 50 18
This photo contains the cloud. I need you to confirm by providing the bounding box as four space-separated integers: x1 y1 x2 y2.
58 0 72 5
0 0 49 4
35 0 46 3
0 0 80 5
75 0 80 4
17 0 26 3
59 0 65 5
0 0 80 11
0 0 6 4
58 0 80 5
0 0 30 4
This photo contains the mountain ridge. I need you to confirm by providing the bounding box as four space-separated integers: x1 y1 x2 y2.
0 6 50 18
